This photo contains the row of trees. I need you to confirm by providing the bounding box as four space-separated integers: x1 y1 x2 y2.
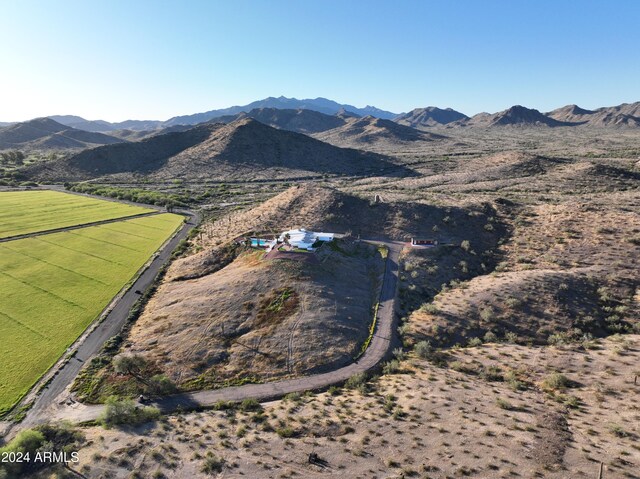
67 183 190 208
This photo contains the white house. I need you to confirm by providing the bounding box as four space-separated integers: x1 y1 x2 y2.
278 228 335 250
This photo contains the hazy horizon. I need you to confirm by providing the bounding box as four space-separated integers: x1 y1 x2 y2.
1 0 639 122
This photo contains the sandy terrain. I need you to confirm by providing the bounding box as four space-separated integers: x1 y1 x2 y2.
61 335 639 479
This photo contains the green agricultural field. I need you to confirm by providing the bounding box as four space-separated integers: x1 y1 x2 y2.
0 212 184 415
0 190 155 239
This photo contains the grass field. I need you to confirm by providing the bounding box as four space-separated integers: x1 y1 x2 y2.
0 190 155 239
0 212 184 415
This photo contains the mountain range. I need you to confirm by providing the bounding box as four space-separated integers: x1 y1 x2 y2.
18 97 399 133
19 117 409 182
47 99 640 132
546 103 640 127
163 96 399 126
1 99 639 152
460 105 571 128
201 108 446 147
0 117 125 151
394 107 469 128
394 103 640 129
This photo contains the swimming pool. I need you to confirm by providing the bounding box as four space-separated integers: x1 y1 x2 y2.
250 238 269 247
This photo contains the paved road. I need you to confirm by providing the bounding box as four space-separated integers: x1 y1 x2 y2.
5 209 200 434
28 239 403 425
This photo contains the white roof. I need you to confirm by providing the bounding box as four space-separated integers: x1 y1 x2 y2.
279 228 334 249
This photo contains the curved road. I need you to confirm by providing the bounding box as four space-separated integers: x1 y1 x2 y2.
17 239 403 426
2 209 200 436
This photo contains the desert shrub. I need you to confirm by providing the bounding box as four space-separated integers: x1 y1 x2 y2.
276 426 296 438
239 398 262 412
284 392 301 402
562 395 580 409
392 407 407 420
504 331 519 343
421 303 439 314
467 337 483 347
201 452 225 474
113 354 148 378
328 386 341 396
541 373 570 391
0 424 84 478
0 429 45 477
212 400 236 411
483 331 498 343
414 340 433 359
383 359 401 375
548 333 567 346
496 398 513 410
504 370 526 391
392 348 406 360
480 366 503 382
345 372 368 390
397 322 411 337
609 424 629 438
100 397 160 428
505 297 521 308
479 307 494 322
147 375 177 396
597 287 612 302
450 361 476 374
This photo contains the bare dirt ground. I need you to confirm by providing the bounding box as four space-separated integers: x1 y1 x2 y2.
128 240 385 385
403 196 639 348
71 238 386 402
57 335 640 479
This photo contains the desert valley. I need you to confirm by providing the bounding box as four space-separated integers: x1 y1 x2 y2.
0 94 637 479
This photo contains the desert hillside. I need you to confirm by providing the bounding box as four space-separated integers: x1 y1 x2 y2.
19 118 406 182
459 105 569 128
70 333 640 478
394 106 469 128
548 102 640 127
0 117 125 151
172 184 503 280
207 108 348 134
312 115 446 150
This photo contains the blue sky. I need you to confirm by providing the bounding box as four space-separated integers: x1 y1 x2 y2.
0 0 638 121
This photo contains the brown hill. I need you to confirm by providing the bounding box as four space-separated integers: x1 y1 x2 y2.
0 117 125 151
462 105 569 127
121 240 385 386
20 123 217 180
311 115 447 149
547 102 640 127
546 104 594 123
110 184 502 390
106 124 194 141
20 118 407 182
588 111 640 127
394 106 469 128
175 183 501 280
616 101 640 117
